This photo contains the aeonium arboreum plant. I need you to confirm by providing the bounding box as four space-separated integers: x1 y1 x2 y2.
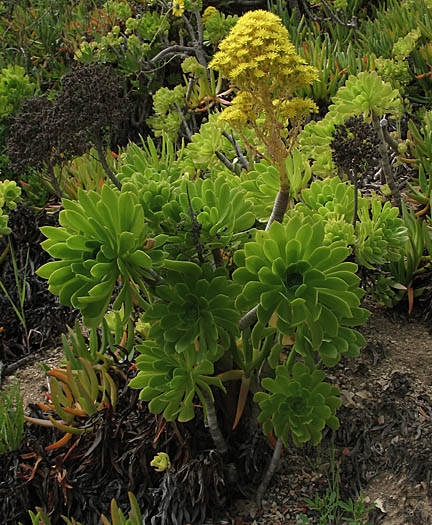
34 9 373 510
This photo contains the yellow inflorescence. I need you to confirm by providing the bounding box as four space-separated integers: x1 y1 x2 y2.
209 10 318 98
202 5 218 23
172 0 184 17
218 91 257 128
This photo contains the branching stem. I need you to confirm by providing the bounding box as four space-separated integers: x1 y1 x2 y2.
256 437 283 507
94 140 122 190
371 111 401 209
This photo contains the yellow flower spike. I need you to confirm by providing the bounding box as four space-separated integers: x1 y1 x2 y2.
172 0 184 17
151 452 172 472
209 10 317 97
209 10 317 166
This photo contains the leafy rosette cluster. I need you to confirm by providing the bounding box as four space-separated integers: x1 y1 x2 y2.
129 341 225 422
0 179 21 235
255 362 341 446
241 161 280 223
297 112 343 177
294 177 361 246
147 85 187 141
202 6 238 46
296 177 359 224
321 218 356 246
233 215 369 365
179 114 233 174
119 136 181 184
0 179 21 211
355 198 408 268
143 261 239 357
118 169 177 233
329 71 402 119
37 185 158 328
163 177 255 253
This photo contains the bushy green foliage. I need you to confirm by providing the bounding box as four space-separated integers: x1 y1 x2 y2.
298 112 344 177
296 177 359 224
129 262 238 421
75 7 169 78
147 85 188 141
294 178 408 268
202 6 238 46
329 71 402 119
0 65 35 120
0 379 24 455
355 198 408 268
0 179 21 235
241 149 311 222
163 176 255 256
234 215 368 361
179 114 232 174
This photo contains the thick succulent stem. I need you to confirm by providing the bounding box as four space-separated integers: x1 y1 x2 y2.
381 118 400 153
150 45 195 65
215 150 238 173
238 188 290 331
371 111 401 209
239 304 258 331
222 131 249 170
265 189 290 231
350 169 358 228
201 390 228 455
256 437 283 507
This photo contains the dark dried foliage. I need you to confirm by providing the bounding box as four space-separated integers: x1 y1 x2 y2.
330 115 380 177
0 365 248 525
7 96 55 173
54 63 130 153
0 203 76 363
7 64 130 174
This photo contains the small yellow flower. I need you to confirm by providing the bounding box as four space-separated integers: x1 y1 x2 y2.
202 6 218 23
172 0 184 16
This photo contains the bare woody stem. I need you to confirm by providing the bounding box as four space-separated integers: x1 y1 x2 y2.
381 118 400 153
256 437 283 507
371 111 401 209
46 160 64 200
201 389 228 455
94 140 122 190
150 45 195 65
